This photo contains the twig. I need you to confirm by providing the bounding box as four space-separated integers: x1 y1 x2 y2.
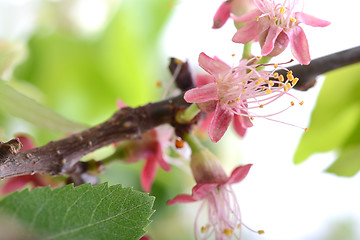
0 46 359 179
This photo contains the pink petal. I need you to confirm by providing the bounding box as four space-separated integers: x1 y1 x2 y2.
288 27 311 65
261 25 283 56
155 143 171 172
198 52 230 79
167 183 218 205
196 74 215 87
209 104 233 143
141 156 159 192
233 114 253 137
226 164 252 185
197 100 217 113
231 9 262 22
295 12 331 27
213 1 232 29
167 194 197 205
232 20 268 43
184 83 218 103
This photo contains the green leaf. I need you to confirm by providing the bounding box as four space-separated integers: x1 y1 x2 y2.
0 183 155 240
294 63 360 164
0 80 87 133
326 145 360 177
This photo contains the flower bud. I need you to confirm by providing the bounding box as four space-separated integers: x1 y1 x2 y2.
190 148 227 184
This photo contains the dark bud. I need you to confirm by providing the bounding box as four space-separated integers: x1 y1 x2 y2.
168 58 194 91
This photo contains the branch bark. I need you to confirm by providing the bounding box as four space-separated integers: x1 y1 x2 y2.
0 46 359 179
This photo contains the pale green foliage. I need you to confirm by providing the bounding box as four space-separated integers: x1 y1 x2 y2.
294 63 360 176
0 183 155 240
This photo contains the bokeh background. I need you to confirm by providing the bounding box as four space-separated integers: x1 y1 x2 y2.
0 0 360 239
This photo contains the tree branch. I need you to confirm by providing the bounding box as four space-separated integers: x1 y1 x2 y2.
0 95 189 179
283 46 360 90
0 46 359 179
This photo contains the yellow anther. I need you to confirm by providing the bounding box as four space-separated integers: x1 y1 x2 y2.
299 101 304 106
255 81 260 85
292 77 299 86
265 79 269 84
284 86 288 92
278 75 284 82
256 56 261 60
174 58 184 65
305 127 309 132
266 89 272 94
287 74 294 81
290 17 297 23
242 89 246 93
286 82 292 89
250 117 254 120
259 104 264 108
274 63 279 68
273 17 278 21
258 230 265 234
269 81 274 87
259 78 264 82
261 86 266 91
232 53 236 57
291 101 295 106
223 229 234 237
201 226 208 233
278 83 284 87
255 16 259 21
273 72 279 78
280 6 286 14
287 70 293 75
235 97 240 101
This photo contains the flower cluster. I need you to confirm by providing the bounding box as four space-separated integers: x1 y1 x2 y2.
185 52 301 142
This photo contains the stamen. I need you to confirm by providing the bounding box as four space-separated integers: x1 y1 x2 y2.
299 101 304 105
290 17 296 23
280 6 286 14
286 83 292 89
255 16 259 21
305 127 309 132
290 101 295 106
223 229 234 237
292 77 299 86
201 226 208 233
273 72 279 78
278 75 284 82
269 81 274 87
258 230 265 234
273 17 278 21
259 104 264 108
266 89 272 94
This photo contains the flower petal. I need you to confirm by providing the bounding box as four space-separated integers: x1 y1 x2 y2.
226 164 252 185
141 156 159 192
295 12 331 27
184 83 218 103
198 52 230 79
232 20 268 43
197 101 217 113
167 183 218 205
209 104 233 143
232 114 252 137
195 74 215 87
213 1 232 29
231 9 262 22
261 25 283 56
288 27 311 65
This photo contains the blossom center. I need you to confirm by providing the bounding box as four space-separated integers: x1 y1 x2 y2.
256 0 297 29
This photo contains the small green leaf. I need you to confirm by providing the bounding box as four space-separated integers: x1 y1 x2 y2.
0 183 155 240
326 145 360 177
0 80 87 133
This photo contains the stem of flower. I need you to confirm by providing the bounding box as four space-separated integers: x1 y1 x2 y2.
183 133 205 154
242 42 253 60
176 103 200 123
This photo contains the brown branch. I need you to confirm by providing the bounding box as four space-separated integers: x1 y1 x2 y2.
1 46 359 179
0 94 189 179
283 46 360 90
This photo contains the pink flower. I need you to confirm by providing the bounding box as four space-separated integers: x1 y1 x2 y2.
117 100 174 192
121 128 172 193
168 163 254 240
195 74 249 138
213 0 254 29
232 0 330 64
185 52 299 142
0 135 55 195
